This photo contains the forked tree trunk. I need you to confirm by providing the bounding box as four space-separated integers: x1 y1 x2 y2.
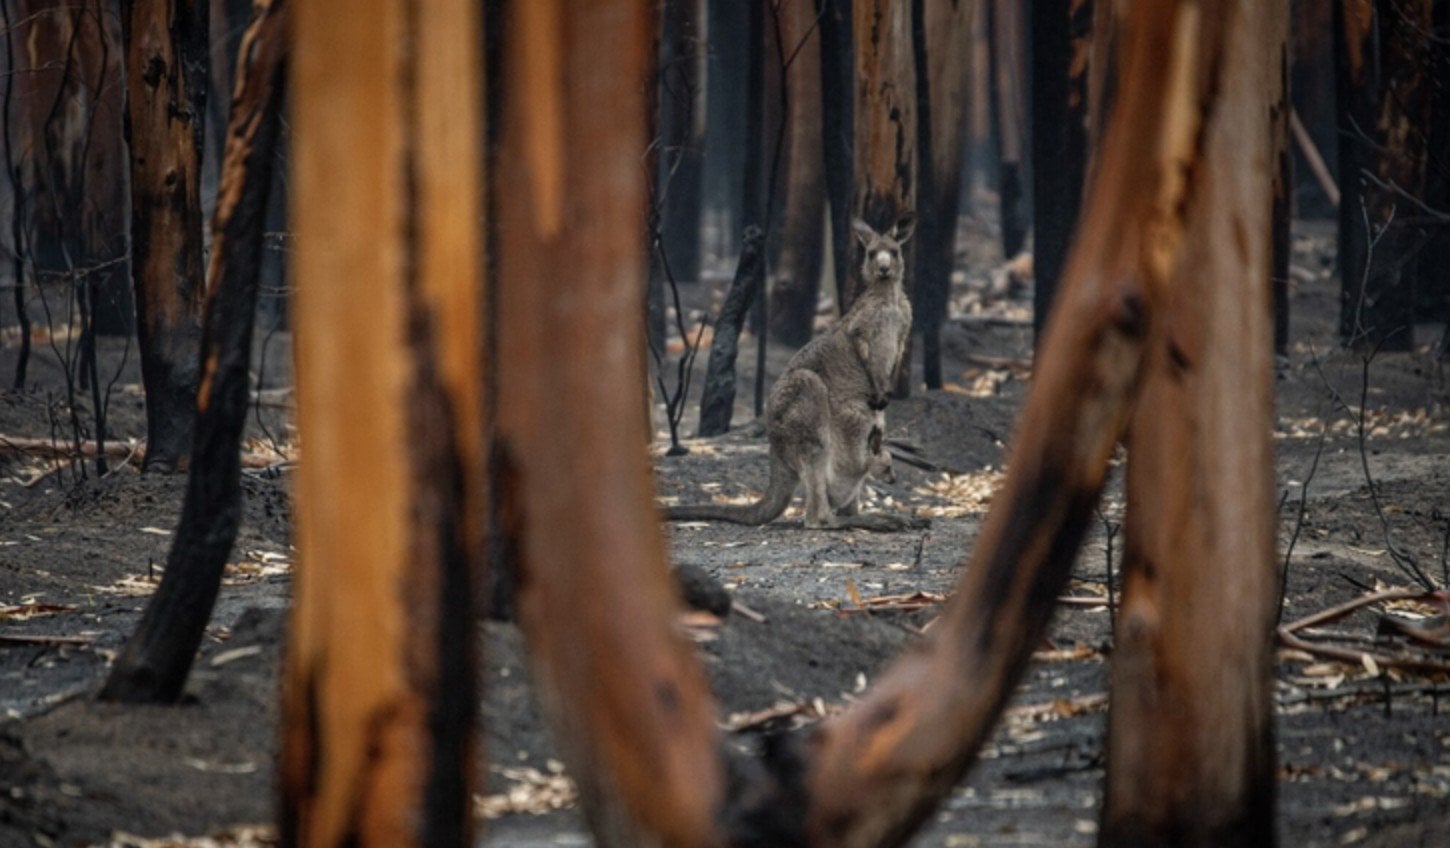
122 0 209 471
457 2 1283 845
1335 0 1433 351
789 1 1280 843
489 2 726 844
279 0 486 843
99 0 287 705
1100 1 1284 842
1030 0 1092 341
768 0 825 348
912 0 972 390
851 0 916 396
986 0 1028 260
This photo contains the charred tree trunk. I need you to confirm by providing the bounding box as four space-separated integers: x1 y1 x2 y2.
1417 0 1450 330
122 0 209 471
658 0 706 288
851 0 916 395
3 0 30 390
703 0 749 260
1292 0 1340 216
490 2 726 843
279 0 485 843
1273 39 1292 357
1335 0 1433 351
912 0 972 390
697 0 766 437
14 1 132 336
767 0 825 348
986 0 1028 260
1030 0 1092 342
819 0 856 310
99 0 287 706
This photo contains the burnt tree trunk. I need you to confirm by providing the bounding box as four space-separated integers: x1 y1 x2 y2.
122 0 209 471
986 0 1028 260
1292 0 1340 216
1417 0 1450 330
912 0 972 390
99 0 287 705
3 0 30 389
1273 34 1292 357
697 0 766 437
818 0 855 310
1335 0 1433 351
490 2 726 844
767 0 825 348
14 1 132 336
851 0 916 395
1030 0 1092 342
657 0 706 288
279 0 485 843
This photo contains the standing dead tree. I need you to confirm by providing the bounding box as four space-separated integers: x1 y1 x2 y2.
279 0 486 841
767 0 826 348
1030 0 1092 341
985 0 1028 261
100 0 288 705
912 0 972 390
122 0 209 471
1334 0 1434 351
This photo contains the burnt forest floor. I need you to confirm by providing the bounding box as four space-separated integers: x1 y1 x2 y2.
0 217 1448 847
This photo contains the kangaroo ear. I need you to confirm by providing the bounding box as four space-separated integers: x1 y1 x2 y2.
890 213 916 243
852 219 876 247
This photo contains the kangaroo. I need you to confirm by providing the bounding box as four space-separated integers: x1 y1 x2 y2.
663 215 925 531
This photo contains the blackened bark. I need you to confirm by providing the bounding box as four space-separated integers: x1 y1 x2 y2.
1030 0 1091 342
698 228 764 437
1417 0 1450 329
818 0 854 310
987 0 1028 259
659 0 706 287
123 0 210 471
1334 0 1431 351
1273 39 1292 357
698 1 766 437
100 0 287 704
3 0 29 389
704 0 749 254
912 0 970 390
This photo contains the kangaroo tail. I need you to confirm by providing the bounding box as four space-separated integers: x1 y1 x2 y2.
663 456 797 526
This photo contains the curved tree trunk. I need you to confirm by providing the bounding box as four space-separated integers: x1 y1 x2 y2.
100 0 288 706
123 0 209 472
279 0 486 842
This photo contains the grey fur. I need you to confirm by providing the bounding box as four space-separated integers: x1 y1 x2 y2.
664 215 926 532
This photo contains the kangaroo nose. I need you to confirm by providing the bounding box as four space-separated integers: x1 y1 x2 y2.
873 250 891 272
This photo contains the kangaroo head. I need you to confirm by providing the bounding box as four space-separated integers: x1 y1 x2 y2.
852 213 915 284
